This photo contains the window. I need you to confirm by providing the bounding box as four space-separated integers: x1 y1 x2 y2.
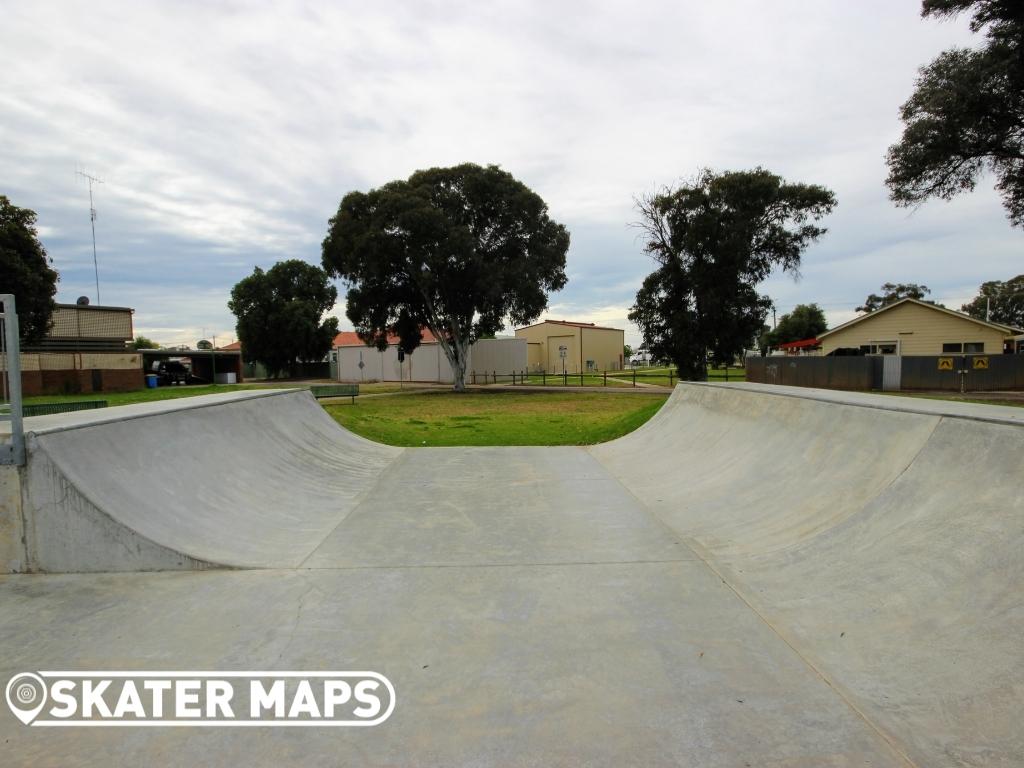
942 342 963 353
861 342 898 355
964 342 984 354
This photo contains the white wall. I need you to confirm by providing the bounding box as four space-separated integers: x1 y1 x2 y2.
336 338 526 383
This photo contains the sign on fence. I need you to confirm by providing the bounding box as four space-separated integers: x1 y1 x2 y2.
938 357 954 371
973 356 989 370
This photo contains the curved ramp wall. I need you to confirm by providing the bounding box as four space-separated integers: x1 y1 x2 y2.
19 390 401 572
592 382 1024 765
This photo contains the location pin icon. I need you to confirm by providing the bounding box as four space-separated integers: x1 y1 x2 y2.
6 673 47 725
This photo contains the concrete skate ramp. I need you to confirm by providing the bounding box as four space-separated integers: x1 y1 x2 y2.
4 383 1022 765
20 390 401 571
592 383 1024 764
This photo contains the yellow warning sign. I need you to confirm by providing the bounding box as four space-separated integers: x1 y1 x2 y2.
938 357 954 371
973 356 989 370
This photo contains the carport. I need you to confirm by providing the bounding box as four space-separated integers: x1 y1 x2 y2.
140 349 244 384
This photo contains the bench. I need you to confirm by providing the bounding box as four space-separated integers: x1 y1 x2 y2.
309 384 359 404
22 400 108 417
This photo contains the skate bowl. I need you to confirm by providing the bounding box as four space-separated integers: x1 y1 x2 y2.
1 383 1021 766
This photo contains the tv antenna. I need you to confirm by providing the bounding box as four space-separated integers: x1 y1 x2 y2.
76 169 104 305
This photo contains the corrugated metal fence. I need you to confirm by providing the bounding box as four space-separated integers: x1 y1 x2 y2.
747 355 1024 391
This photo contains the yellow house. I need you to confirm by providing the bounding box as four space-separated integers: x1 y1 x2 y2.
818 298 1020 356
514 320 625 373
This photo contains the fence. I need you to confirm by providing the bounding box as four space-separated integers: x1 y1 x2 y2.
746 357 879 390
0 295 25 466
746 354 1024 392
468 367 743 387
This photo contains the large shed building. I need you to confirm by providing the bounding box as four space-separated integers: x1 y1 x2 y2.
334 331 527 383
514 320 625 373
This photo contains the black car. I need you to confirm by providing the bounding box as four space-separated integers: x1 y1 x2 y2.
153 360 190 385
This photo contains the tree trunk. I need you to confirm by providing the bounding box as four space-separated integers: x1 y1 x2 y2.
436 333 470 392
450 336 469 392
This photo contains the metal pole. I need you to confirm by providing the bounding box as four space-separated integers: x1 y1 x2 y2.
1 295 25 466
89 182 101 305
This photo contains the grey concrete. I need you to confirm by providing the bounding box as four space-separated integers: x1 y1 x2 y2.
15 390 401 571
0 383 1021 765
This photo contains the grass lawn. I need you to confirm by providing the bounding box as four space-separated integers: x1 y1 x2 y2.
506 374 635 388
325 390 669 446
883 392 1024 409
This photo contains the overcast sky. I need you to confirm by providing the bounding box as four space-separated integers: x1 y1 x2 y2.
2 1 1019 348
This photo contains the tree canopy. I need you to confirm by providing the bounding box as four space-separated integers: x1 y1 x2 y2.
0 195 58 344
765 304 829 348
856 282 935 313
886 1 1024 226
628 168 836 379
130 335 159 350
961 273 1024 328
322 163 569 391
228 260 339 378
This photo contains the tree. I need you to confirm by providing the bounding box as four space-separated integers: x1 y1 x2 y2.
623 344 633 360
856 282 933 313
322 163 569 391
0 195 58 343
961 274 1024 327
628 168 836 380
766 303 829 347
228 260 339 378
886 1 1024 226
130 335 159 350
196 339 213 350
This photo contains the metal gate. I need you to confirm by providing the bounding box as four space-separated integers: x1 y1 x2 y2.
881 355 902 391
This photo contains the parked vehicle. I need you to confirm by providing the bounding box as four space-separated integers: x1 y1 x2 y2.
152 360 190 385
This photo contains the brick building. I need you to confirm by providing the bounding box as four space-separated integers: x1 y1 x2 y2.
12 303 143 395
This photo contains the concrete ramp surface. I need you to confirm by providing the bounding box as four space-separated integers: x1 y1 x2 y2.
17 390 401 570
0 383 1021 767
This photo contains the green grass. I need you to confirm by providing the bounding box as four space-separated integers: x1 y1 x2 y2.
325 391 669 446
883 392 1024 409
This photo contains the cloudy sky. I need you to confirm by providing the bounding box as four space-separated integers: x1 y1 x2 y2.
2 1 1019 348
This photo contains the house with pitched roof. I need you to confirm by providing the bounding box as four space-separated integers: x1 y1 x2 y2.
818 298 1021 357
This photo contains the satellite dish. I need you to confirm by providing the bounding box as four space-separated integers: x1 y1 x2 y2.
76 296 90 306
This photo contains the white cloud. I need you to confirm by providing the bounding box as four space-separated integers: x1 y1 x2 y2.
1 0 1011 349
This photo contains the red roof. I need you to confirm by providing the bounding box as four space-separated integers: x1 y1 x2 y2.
333 328 439 347
777 337 820 350
217 340 242 351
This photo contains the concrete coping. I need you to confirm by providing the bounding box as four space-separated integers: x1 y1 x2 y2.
6 382 1023 440
691 381 1024 428
13 389 304 437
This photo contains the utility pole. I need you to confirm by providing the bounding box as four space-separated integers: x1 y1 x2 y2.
986 297 991 322
76 170 104 305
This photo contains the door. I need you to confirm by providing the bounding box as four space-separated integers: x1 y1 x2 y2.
882 355 901 391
